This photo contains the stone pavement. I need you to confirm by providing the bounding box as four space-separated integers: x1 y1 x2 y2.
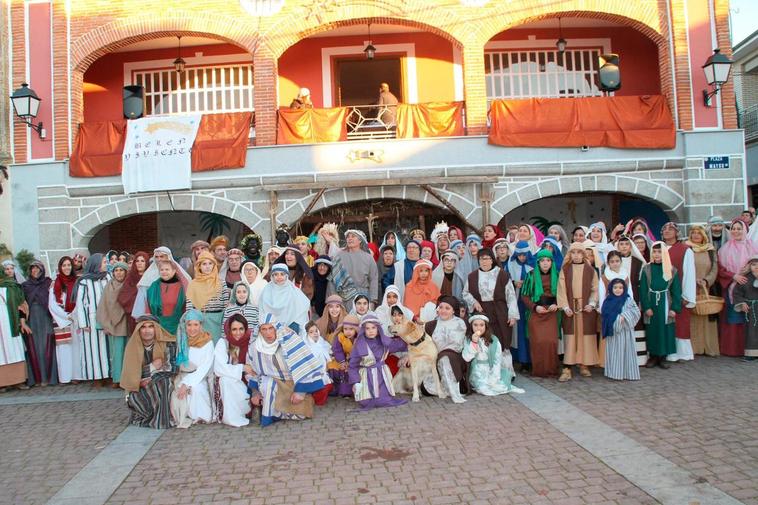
0 356 755 505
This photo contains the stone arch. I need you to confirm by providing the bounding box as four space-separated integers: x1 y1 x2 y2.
275 184 482 230
263 10 463 58
70 193 264 250
71 13 258 73
490 175 685 224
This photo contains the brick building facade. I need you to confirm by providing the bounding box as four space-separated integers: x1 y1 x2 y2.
0 0 747 271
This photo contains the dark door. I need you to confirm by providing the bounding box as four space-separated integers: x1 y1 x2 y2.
335 57 403 106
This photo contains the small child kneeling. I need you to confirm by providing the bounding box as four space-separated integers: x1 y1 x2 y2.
304 321 333 405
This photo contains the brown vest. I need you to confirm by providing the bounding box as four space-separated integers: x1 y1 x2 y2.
561 261 597 335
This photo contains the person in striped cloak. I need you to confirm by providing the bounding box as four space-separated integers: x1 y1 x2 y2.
246 313 325 427
601 279 642 381
121 315 178 429
72 253 111 382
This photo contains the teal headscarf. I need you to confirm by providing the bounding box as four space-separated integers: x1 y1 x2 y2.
175 309 204 367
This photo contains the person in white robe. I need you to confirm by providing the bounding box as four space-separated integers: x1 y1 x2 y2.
72 254 110 380
214 313 252 427
171 309 215 428
0 270 28 389
258 263 311 336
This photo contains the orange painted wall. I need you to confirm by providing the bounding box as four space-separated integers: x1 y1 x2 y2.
686 0 718 127
278 32 457 108
491 27 661 96
83 43 249 122
29 2 54 159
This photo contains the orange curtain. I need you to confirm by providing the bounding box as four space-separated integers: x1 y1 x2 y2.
276 107 348 144
488 95 675 149
396 102 465 139
191 112 253 172
69 120 127 177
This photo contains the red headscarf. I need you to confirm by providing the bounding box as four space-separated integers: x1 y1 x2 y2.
53 256 77 312
448 226 465 243
117 251 150 313
223 313 252 365
420 240 439 267
482 224 505 249
367 242 380 262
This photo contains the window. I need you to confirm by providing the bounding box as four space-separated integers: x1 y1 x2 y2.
485 48 603 100
133 64 254 116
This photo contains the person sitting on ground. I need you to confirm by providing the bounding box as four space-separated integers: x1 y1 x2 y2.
121 315 178 429
213 313 252 427
463 314 525 396
171 309 215 428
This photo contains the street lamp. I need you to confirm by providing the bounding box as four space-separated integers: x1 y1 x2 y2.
556 17 567 54
364 23 376 60
10 83 45 138
702 48 733 107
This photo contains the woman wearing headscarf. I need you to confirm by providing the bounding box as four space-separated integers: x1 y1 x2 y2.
260 246 283 277
350 294 371 318
420 240 439 268
633 233 652 262
72 254 111 382
461 248 519 351
717 218 758 357
383 240 420 298
375 285 414 334
132 247 191 319
315 294 348 344
258 263 311 336
423 296 469 403
186 251 229 344
2 259 26 283
116 251 150 336
380 231 406 262
269 247 314 301
0 266 30 390
48 256 78 384
447 226 465 244
222 281 259 331
601 278 641 381
621 217 657 242
310 255 335 317
240 259 267 306
376 246 396 301
455 234 481 281
147 260 187 336
546 225 570 255
213 313 252 427
403 260 440 322
105 250 119 273
171 309 215 428
96 262 129 387
539 237 565 270
481 224 505 249
520 249 561 377
686 225 719 356
508 241 535 370
516 224 543 254
21 260 56 386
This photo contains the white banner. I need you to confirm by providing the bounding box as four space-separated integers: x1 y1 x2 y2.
122 115 201 194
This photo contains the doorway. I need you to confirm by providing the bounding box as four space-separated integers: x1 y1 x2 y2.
334 57 403 106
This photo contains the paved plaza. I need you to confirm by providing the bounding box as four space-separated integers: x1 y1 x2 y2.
1 357 756 505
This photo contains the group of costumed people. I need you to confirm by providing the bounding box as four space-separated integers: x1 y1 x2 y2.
1 212 757 428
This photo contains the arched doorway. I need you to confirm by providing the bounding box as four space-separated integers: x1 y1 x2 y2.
296 198 465 244
500 192 669 238
88 211 251 258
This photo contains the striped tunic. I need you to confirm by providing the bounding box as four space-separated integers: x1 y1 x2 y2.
75 277 110 380
222 304 259 331
127 343 178 429
604 297 642 381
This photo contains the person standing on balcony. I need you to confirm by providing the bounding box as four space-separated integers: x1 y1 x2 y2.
377 83 398 125
290 88 313 110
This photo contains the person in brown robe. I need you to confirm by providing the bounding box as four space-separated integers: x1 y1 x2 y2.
520 249 560 377
686 225 719 356
461 248 519 350
557 242 599 381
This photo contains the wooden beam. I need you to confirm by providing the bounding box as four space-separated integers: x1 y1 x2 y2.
420 184 480 233
261 176 498 192
269 190 278 244
291 188 326 234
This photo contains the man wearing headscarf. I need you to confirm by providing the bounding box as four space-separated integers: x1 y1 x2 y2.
220 248 244 289
557 243 599 382
209 235 229 266
328 229 379 308
121 315 178 429
660 222 697 362
705 215 727 251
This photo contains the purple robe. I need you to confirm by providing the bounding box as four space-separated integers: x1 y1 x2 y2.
348 335 407 410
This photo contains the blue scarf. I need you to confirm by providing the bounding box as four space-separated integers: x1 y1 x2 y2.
601 279 629 338
540 237 564 269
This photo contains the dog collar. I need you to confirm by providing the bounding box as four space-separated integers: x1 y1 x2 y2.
408 334 426 347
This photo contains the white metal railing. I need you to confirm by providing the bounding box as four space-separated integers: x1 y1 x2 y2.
345 104 398 140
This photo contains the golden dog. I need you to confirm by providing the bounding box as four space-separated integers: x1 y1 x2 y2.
390 318 444 402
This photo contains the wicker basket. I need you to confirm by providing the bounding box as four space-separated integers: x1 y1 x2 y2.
693 285 724 316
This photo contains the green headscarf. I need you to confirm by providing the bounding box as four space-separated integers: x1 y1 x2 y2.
0 270 24 335
521 249 558 303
